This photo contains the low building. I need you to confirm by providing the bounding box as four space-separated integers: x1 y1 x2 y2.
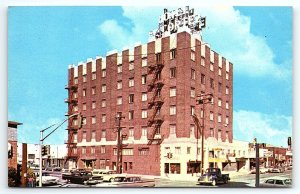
8 121 22 169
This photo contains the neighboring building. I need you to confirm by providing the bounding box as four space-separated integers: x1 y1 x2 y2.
65 7 233 175
8 121 22 169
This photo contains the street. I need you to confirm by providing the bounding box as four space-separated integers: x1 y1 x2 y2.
41 170 292 188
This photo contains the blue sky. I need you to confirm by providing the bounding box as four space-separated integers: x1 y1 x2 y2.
8 6 292 147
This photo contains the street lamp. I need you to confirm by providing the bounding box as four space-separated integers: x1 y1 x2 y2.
39 113 79 187
196 93 213 175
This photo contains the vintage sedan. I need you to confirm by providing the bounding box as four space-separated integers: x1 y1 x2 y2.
36 172 59 185
260 177 292 188
95 175 155 187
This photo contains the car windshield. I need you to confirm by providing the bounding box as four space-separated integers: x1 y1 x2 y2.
284 179 292 185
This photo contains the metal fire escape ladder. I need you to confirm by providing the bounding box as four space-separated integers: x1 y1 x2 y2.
64 82 79 164
147 58 165 145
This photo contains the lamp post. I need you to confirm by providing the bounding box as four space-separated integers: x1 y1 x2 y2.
196 93 213 175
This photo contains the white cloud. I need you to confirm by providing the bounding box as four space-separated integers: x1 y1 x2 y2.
98 6 290 79
233 110 292 147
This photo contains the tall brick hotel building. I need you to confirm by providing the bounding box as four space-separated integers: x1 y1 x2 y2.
65 7 233 176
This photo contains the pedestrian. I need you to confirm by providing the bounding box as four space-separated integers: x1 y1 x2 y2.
28 176 34 187
33 174 36 187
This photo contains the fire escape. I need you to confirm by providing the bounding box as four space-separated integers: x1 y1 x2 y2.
147 54 165 145
64 82 79 166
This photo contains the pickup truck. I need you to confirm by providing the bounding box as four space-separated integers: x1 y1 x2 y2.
69 171 93 184
197 168 230 186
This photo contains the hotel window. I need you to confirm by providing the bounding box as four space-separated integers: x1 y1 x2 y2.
210 112 214 121
218 130 222 140
142 127 147 136
117 64 122 73
156 126 161 135
226 72 229 80
187 147 191 154
225 116 229 125
129 162 133 170
200 108 204 118
91 147 95 154
129 94 134 104
191 87 195 98
142 93 147 101
226 101 229 109
74 77 78 84
129 128 134 137
129 78 134 87
101 130 106 138
210 62 214 71
123 148 133 156
73 92 78 99
92 72 96 80
117 96 122 105
211 95 214 105
102 114 106 123
82 103 87 111
191 106 195 116
170 124 176 134
225 131 229 140
129 62 134 70
218 82 222 93
101 99 106 107
82 131 86 140
156 53 162 63
142 58 147 67
83 75 87 82
210 78 214 89
82 147 86 154
226 86 229 95
83 89 86 97
201 57 205 66
201 74 205 84
170 49 176 59
73 148 77 154
191 50 195 61
218 98 222 107
218 114 222 123
82 117 87 125
102 84 106 93
100 146 106 154
170 67 176 78
142 75 147 85
73 135 78 143
102 69 106 78
92 101 96 109
191 69 196 80
73 105 78 112
142 110 148 118
73 119 78 126
218 68 222 76
92 87 96 95
175 147 181 154
129 110 134 120
170 87 176 97
210 128 214 137
91 131 96 140
170 106 176 115
139 148 149 156
117 81 122 89
92 116 96 124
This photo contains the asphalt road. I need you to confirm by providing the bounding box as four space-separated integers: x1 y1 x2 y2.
42 170 292 188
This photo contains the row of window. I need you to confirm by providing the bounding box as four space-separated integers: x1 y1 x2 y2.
165 146 245 156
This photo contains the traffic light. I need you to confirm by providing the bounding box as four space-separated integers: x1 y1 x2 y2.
167 152 173 159
42 145 48 156
78 113 84 129
288 137 292 146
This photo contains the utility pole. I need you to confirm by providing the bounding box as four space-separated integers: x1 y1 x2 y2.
115 113 125 174
196 93 213 175
254 138 260 187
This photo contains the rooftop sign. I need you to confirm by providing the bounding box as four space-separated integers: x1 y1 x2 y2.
149 6 206 39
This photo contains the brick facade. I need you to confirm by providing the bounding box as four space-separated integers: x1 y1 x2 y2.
65 31 233 175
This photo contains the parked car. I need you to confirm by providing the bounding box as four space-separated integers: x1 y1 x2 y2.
36 172 59 185
270 168 284 173
62 169 73 180
69 171 93 184
197 168 230 186
250 167 269 174
260 176 292 188
100 170 121 182
95 175 155 187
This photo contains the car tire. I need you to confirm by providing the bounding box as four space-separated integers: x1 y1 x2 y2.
212 180 216 186
224 179 228 184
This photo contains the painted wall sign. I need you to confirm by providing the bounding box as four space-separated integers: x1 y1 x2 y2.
149 6 206 39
